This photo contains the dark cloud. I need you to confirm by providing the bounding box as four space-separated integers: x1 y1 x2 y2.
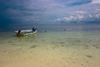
0 0 47 25
0 0 100 25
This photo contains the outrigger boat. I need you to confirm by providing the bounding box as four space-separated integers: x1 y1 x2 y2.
15 28 37 36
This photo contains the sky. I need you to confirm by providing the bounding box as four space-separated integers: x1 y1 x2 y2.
0 0 100 25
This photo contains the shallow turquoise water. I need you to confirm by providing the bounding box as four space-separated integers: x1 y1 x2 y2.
0 24 100 67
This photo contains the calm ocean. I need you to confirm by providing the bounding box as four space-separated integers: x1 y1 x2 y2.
0 24 100 67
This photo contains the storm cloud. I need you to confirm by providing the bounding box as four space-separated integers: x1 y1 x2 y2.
0 0 100 25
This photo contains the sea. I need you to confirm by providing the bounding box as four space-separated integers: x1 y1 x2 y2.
0 24 100 67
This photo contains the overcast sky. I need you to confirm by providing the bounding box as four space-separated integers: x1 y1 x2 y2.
0 0 100 25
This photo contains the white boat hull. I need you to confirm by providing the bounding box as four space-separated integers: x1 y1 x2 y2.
15 30 37 36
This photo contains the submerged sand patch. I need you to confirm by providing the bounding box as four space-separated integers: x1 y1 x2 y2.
0 31 100 67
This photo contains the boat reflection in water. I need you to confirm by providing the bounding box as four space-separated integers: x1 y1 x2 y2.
15 33 37 41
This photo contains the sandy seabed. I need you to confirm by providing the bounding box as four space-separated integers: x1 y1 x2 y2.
0 31 100 67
